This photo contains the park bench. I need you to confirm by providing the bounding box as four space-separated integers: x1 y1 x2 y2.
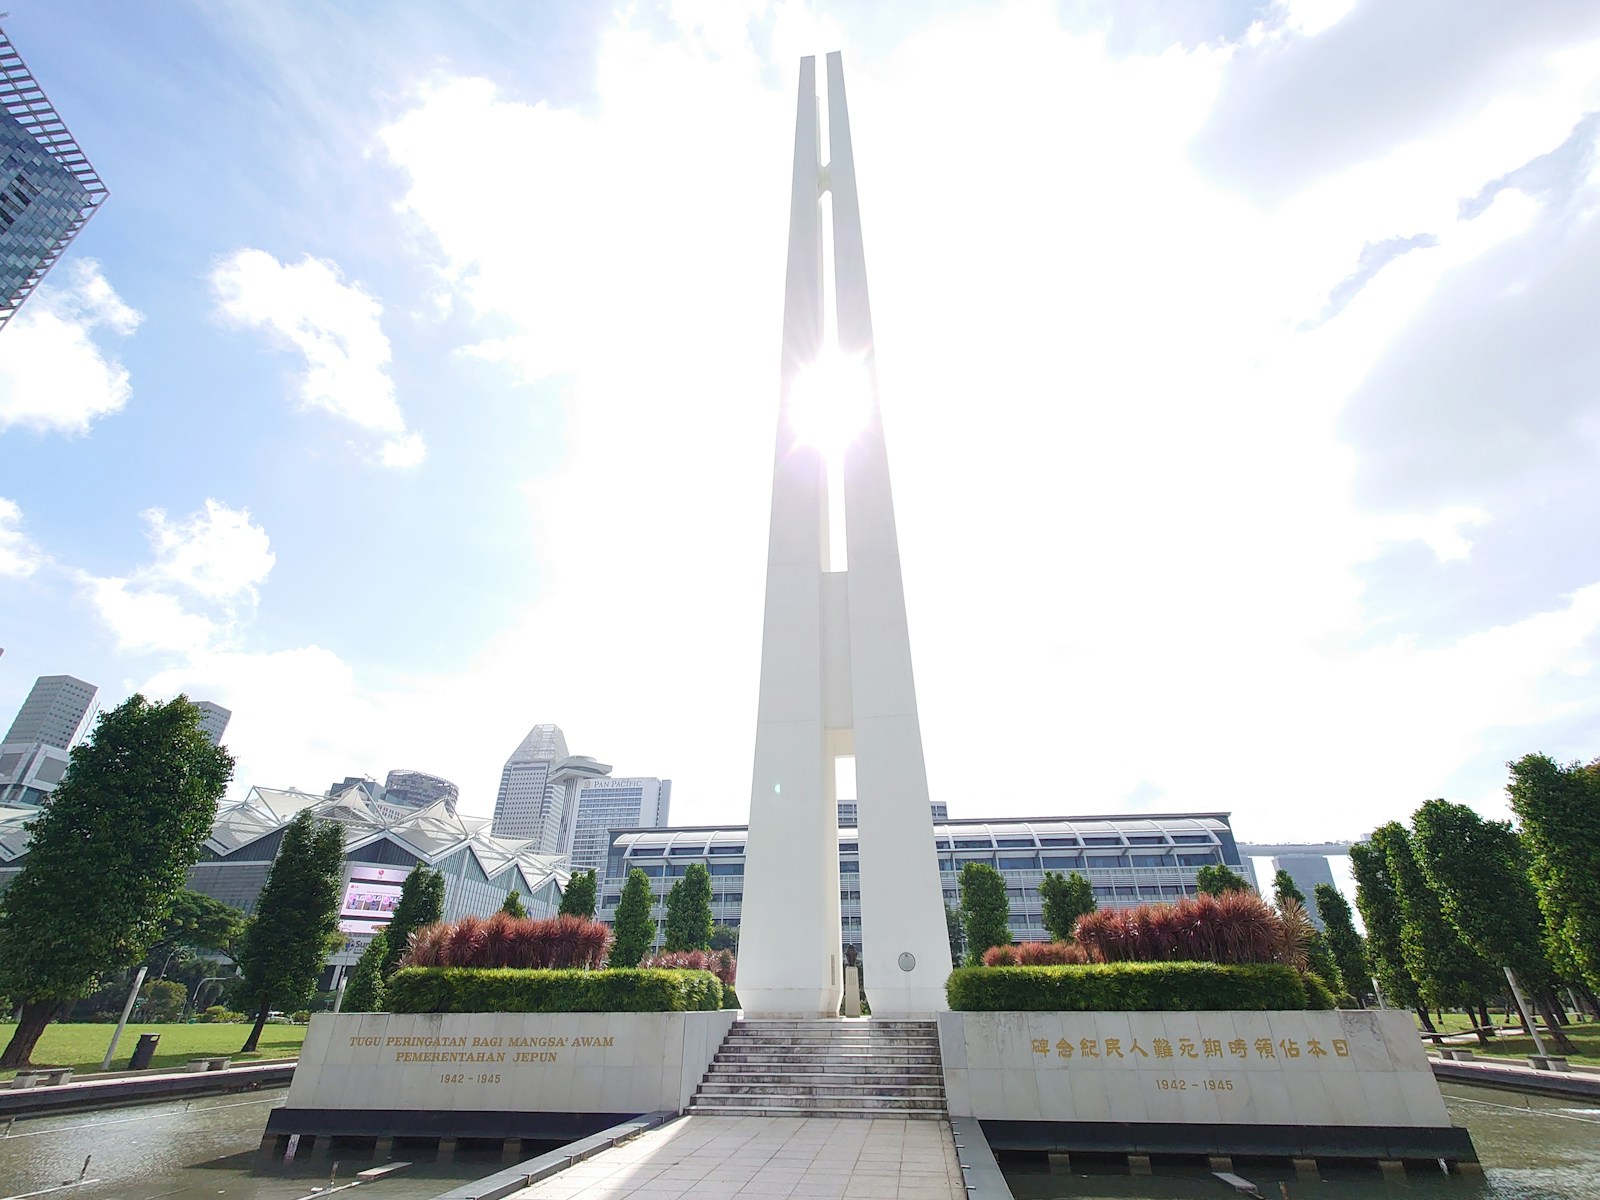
185 1056 233 1072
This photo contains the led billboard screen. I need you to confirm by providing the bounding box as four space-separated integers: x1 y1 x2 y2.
339 864 412 935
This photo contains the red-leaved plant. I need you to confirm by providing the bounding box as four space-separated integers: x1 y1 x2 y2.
982 941 1095 967
400 912 611 971
1071 891 1286 966
639 949 736 985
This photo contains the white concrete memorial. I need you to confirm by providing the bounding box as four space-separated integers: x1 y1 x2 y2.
738 52 951 1019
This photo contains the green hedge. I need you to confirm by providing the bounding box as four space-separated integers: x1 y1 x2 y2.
388 967 724 1013
946 962 1323 1011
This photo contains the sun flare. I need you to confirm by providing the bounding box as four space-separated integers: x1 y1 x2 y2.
786 353 873 458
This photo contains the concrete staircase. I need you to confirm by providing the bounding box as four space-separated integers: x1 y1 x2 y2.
688 1018 947 1119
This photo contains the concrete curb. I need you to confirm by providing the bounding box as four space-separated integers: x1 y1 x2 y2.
1432 1057 1600 1101
950 1115 1014 1200
0 1061 293 1117
427 1111 677 1200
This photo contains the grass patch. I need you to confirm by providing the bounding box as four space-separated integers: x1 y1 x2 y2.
0 1022 307 1079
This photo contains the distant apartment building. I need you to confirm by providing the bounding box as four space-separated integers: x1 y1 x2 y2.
1270 854 1339 930
566 776 671 876
0 24 109 329
0 673 98 805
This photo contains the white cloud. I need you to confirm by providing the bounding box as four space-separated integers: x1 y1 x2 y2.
81 500 274 655
355 2 1600 841
211 249 424 467
142 500 276 606
0 260 140 435
0 497 43 577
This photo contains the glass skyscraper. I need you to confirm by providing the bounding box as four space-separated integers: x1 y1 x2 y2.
0 25 108 329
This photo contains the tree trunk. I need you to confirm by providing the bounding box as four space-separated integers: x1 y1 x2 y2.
0 1000 62 1069
240 998 270 1054
1541 988 1569 1025
1476 1002 1494 1042
1534 994 1576 1056
1415 1006 1436 1034
1576 983 1600 1020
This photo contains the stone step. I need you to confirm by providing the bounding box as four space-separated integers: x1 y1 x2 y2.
687 1102 946 1120
714 1056 944 1070
691 1100 947 1120
726 1033 938 1043
697 1082 946 1099
705 1066 943 1082
734 1019 935 1027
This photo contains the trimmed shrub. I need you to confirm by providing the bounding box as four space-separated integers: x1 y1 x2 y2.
403 913 610 971
388 967 723 1013
1301 971 1337 1010
983 941 1093 967
946 962 1316 1011
641 949 736 986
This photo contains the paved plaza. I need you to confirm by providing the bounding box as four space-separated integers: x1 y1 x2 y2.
508 1114 966 1199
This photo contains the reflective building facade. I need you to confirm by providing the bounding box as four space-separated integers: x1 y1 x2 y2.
0 26 108 328
601 813 1251 948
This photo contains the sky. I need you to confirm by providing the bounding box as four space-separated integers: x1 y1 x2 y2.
1 0 1598 844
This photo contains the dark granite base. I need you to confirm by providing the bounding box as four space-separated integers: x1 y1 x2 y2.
980 1119 1478 1163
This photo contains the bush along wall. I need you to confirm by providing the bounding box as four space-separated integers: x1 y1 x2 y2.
387 967 724 1014
946 962 1323 1012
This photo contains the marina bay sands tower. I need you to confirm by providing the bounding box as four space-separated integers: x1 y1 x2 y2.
738 53 952 1017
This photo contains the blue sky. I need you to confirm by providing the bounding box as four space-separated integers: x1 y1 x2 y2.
2 0 1599 841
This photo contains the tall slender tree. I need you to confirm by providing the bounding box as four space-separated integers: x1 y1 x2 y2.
663 864 714 952
343 930 388 1013
235 810 345 1052
1038 871 1096 941
1411 799 1574 1054
1375 821 1498 1032
1507 753 1600 992
559 869 599 919
1273 870 1344 996
499 891 527 918
380 867 446 977
0 695 232 1068
959 863 1011 965
1313 884 1368 1008
1349 836 1425 1022
611 868 656 967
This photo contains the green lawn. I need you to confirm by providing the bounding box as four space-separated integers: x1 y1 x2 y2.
0 1021 307 1079
1414 1010 1600 1068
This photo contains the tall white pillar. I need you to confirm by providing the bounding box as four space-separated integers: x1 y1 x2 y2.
739 52 952 1019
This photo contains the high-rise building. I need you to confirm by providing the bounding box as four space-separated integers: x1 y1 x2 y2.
193 700 231 746
0 25 109 330
384 768 460 816
566 776 671 876
491 724 614 854
0 674 98 805
1270 854 1339 930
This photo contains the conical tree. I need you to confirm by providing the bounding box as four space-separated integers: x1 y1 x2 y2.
343 930 388 1013
664 863 714 952
959 863 1011 965
1411 798 1574 1054
1507 753 1600 992
559 869 598 919
1038 871 1096 941
1314 884 1368 1007
1349 836 1424 1019
0 695 232 1069
611 868 656 967
500 890 527 918
236 810 345 1052
380 867 445 977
